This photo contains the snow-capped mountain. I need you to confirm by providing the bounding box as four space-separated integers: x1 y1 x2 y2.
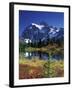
20 22 64 44
32 23 44 30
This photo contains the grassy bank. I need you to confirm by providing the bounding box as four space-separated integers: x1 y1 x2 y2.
24 44 64 55
19 58 64 79
19 42 64 54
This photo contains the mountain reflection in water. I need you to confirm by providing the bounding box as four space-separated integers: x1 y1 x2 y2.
20 51 63 61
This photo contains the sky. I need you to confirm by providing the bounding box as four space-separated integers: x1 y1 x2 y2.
19 10 64 36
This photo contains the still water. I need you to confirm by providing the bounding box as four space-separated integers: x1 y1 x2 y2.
20 51 63 61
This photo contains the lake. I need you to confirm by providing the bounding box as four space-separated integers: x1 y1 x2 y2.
19 51 64 61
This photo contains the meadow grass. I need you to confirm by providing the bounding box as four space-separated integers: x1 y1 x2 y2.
19 57 63 67
19 57 47 67
19 57 64 79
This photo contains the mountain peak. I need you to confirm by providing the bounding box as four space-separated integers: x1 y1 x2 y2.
21 22 64 44
32 23 44 30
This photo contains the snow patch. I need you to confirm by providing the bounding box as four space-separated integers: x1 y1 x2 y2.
56 29 59 32
49 28 54 33
32 23 44 30
24 39 32 43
